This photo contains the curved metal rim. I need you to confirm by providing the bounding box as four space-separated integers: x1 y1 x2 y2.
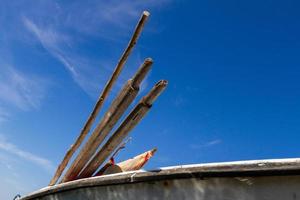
21 158 300 200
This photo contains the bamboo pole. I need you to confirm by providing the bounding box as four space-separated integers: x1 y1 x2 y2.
49 11 150 186
61 59 153 183
77 80 167 179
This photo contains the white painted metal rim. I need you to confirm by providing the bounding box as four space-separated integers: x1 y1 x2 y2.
21 158 300 200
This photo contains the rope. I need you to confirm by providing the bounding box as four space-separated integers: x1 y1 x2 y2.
13 194 21 200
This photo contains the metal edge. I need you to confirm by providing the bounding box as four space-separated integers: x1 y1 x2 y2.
21 158 300 200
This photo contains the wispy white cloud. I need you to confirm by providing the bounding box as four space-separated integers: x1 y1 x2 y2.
0 106 10 123
190 139 222 149
22 17 76 76
0 135 54 172
57 0 171 37
21 0 168 98
0 65 48 111
0 151 46 199
23 17 115 98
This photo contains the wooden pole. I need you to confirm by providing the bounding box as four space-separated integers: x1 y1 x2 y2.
77 80 167 179
61 59 153 183
117 148 157 171
95 148 157 176
49 11 150 186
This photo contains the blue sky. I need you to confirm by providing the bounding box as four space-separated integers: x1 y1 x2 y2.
1 0 300 198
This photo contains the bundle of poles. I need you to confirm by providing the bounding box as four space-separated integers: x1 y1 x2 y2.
49 10 168 186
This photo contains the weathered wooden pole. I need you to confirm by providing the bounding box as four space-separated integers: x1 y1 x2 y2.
61 58 153 183
77 80 167 179
49 11 150 186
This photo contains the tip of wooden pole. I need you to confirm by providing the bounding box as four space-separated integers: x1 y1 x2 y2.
145 57 153 64
156 80 168 87
131 58 153 88
143 11 150 17
151 148 157 155
142 80 168 105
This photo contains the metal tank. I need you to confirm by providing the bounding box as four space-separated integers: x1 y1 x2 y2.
21 158 300 200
